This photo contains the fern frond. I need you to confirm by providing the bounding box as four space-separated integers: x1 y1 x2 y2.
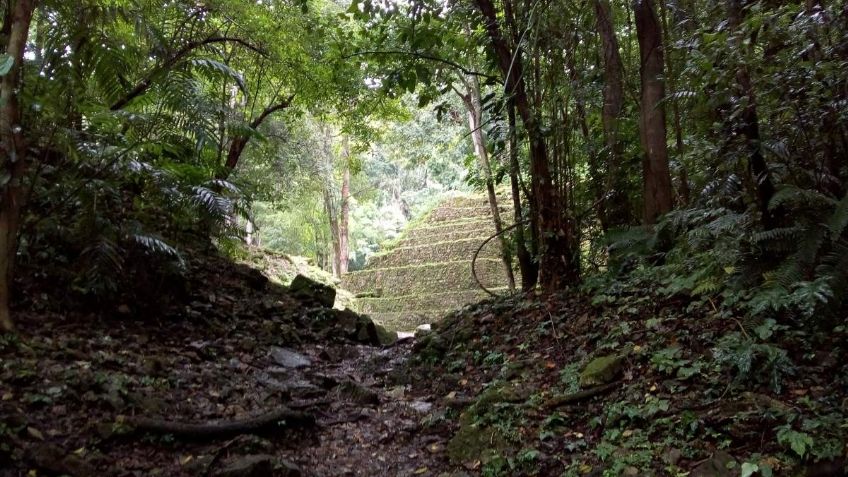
189 58 247 93
81 237 125 274
827 193 848 240
192 186 233 218
769 186 836 211
130 233 184 264
751 226 802 245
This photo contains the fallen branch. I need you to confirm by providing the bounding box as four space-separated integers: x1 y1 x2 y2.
126 408 315 439
544 382 620 409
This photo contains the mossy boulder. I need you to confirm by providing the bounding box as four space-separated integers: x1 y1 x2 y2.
446 421 506 466
579 354 625 387
289 274 335 308
308 308 397 346
446 383 528 465
446 410 508 466
355 316 397 346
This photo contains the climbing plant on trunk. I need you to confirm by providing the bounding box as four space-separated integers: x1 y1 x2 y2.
0 0 37 331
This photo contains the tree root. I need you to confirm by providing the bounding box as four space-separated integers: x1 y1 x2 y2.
544 381 620 409
126 407 315 439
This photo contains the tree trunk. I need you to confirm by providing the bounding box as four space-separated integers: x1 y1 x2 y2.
594 0 633 228
658 0 691 206
458 78 515 291
0 0 37 332
474 0 579 289
508 99 538 291
338 137 351 275
220 97 293 178
634 0 674 225
318 126 342 277
727 0 778 228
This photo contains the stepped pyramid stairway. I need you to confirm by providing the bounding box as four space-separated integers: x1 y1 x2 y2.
342 194 518 331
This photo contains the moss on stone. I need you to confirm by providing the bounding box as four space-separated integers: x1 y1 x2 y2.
579 354 625 387
341 193 518 332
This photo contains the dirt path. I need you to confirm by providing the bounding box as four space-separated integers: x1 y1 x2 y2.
275 340 452 476
0 310 456 477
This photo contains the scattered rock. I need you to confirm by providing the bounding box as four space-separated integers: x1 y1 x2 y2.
278 459 303 477
337 380 380 406
28 443 95 477
212 454 274 477
289 274 336 308
310 308 397 346
662 448 682 466
269 347 312 368
579 354 625 387
690 451 736 477
409 400 433 414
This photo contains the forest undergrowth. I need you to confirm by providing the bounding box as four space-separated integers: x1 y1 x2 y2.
2 237 845 476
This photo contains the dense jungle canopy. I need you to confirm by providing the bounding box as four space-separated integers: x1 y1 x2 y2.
1 0 847 475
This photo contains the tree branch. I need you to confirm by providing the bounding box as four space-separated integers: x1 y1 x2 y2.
342 50 497 81
110 36 266 111
249 94 295 129
219 95 296 177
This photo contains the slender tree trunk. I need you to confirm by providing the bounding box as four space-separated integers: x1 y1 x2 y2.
458 78 515 291
659 0 690 206
474 0 579 289
594 0 632 227
727 0 778 228
0 0 37 332
634 0 674 224
220 97 293 178
318 126 342 277
338 137 351 275
508 100 538 291
324 185 341 277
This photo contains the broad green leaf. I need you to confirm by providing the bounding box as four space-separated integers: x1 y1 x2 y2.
0 54 13 76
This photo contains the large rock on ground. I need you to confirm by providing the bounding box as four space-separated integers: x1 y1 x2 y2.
309 308 397 346
579 354 625 387
269 347 312 368
289 274 335 308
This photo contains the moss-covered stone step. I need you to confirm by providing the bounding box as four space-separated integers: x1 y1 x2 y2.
404 218 500 240
358 288 508 314
423 206 510 224
397 231 492 249
366 237 504 268
440 195 512 209
341 259 513 295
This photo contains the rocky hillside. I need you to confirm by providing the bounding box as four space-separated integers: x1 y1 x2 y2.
342 194 517 331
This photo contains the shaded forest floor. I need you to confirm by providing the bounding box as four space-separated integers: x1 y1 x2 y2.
2 248 847 476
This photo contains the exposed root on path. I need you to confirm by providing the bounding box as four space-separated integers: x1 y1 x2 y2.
126 408 316 439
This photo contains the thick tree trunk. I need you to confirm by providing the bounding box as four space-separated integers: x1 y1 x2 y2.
634 0 674 225
0 0 37 332
595 0 633 228
727 0 778 228
458 79 515 291
474 0 579 289
508 100 538 291
338 138 350 275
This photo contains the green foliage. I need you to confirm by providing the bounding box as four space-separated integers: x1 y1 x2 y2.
712 332 794 392
776 425 814 459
